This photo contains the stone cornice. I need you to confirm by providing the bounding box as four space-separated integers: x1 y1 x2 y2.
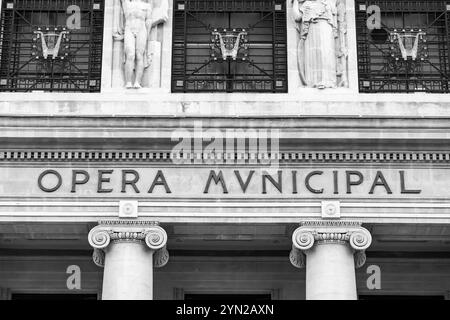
0 150 449 164
2 116 450 145
290 220 372 269
88 221 169 268
1 92 450 118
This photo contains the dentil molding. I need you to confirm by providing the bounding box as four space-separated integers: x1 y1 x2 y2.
0 150 449 163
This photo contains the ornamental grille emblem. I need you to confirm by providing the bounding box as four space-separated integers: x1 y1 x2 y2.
0 0 103 92
355 0 449 93
172 0 287 93
389 29 427 61
32 27 70 60
211 29 248 61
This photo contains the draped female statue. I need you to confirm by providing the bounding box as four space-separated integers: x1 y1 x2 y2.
292 0 348 89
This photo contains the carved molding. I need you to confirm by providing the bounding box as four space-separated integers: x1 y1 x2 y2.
289 246 306 269
92 248 106 268
354 251 367 269
145 226 168 251
0 287 11 300
88 221 169 268
153 245 170 268
0 150 449 163
290 220 372 269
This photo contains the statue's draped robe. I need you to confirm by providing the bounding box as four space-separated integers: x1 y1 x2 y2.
296 0 338 88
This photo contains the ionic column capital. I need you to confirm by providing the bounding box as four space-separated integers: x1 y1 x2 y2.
88 221 169 268
290 220 372 269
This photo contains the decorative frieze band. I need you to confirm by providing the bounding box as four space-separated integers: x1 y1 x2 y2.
289 221 372 269
0 150 449 163
88 221 169 268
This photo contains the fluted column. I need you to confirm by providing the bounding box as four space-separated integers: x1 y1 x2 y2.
289 221 372 300
88 221 169 300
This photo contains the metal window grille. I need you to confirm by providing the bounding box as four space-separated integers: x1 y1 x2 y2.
172 0 288 93
356 0 450 93
0 0 104 92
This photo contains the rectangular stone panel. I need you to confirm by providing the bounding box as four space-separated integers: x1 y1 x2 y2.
0 165 439 200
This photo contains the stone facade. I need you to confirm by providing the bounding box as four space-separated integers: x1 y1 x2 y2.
0 0 450 300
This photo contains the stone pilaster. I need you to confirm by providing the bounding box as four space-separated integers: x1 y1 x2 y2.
0 287 11 300
88 221 169 300
289 220 372 300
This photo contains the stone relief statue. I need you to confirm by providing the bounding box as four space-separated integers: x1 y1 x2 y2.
113 0 169 89
292 0 348 89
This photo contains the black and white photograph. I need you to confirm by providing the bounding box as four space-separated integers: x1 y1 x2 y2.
0 0 449 313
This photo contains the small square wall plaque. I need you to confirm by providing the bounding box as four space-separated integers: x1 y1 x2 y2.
321 201 341 219
119 201 139 219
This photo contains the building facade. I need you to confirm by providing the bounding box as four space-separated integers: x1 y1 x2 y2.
0 0 450 300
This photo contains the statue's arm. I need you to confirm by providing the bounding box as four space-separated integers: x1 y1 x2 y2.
337 0 347 45
292 0 303 23
145 6 153 31
122 0 133 14
113 0 126 40
337 0 346 25
151 0 169 27
336 0 348 87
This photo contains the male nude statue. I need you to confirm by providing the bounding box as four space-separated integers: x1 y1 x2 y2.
120 0 152 89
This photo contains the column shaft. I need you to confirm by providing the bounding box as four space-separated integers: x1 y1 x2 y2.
102 242 154 300
305 243 357 300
